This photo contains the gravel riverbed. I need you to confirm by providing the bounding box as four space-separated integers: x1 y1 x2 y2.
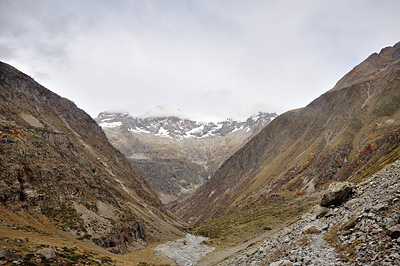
153 233 214 266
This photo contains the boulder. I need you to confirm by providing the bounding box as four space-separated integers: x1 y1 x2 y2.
302 224 320 234
321 182 356 207
386 225 400 239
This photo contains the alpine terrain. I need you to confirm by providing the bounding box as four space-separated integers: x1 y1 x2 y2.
1 40 400 266
96 110 276 203
172 41 400 265
0 61 184 265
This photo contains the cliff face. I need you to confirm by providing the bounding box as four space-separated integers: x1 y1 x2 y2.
96 111 276 203
0 61 183 254
177 41 400 224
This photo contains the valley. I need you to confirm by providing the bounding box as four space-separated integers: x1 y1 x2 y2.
96 111 276 204
0 40 399 266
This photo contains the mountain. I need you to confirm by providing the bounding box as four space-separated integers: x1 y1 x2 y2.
176 41 400 226
96 110 277 204
0 61 183 262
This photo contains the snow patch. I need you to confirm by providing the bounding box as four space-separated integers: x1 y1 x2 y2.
100 121 122 128
129 127 151 134
155 127 172 139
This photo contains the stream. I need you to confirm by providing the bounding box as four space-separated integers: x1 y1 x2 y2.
152 233 214 266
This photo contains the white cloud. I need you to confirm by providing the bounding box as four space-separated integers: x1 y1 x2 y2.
1 0 399 120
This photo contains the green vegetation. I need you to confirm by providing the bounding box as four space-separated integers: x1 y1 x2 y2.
42 202 87 233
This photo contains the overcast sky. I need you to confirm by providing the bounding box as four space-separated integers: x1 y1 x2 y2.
1 0 399 121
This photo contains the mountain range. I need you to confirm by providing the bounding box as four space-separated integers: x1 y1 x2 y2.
96 110 277 203
1 40 400 265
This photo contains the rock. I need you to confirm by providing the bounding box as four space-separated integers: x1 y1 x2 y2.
246 246 258 256
302 224 320 234
386 225 400 238
371 203 388 213
0 246 21 261
315 206 329 219
269 260 292 266
93 258 103 264
321 182 356 207
37 247 57 261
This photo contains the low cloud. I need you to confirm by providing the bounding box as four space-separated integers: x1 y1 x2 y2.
1 0 399 119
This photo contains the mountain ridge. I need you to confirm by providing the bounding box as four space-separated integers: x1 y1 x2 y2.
96 111 277 203
0 61 184 259
176 41 400 225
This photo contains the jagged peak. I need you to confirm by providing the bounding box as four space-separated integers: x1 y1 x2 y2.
96 109 277 140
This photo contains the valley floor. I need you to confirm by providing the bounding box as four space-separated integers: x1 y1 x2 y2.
152 233 214 266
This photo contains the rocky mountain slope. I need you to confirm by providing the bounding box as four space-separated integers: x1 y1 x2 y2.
96 110 276 203
176 41 400 225
0 61 184 263
219 159 400 266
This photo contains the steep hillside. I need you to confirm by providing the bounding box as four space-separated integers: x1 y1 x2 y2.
0 61 183 261
177 41 400 225
96 111 276 203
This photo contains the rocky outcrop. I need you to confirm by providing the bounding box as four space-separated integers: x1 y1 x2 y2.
321 182 356 207
102 221 147 254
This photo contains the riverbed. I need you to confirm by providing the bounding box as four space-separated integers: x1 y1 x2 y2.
152 233 214 266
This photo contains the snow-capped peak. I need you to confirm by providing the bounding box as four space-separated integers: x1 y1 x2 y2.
96 110 277 141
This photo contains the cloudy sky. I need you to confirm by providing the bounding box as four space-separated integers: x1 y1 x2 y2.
1 0 400 121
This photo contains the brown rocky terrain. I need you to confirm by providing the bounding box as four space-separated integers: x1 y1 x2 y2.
0 61 184 264
218 159 400 265
176 41 400 228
